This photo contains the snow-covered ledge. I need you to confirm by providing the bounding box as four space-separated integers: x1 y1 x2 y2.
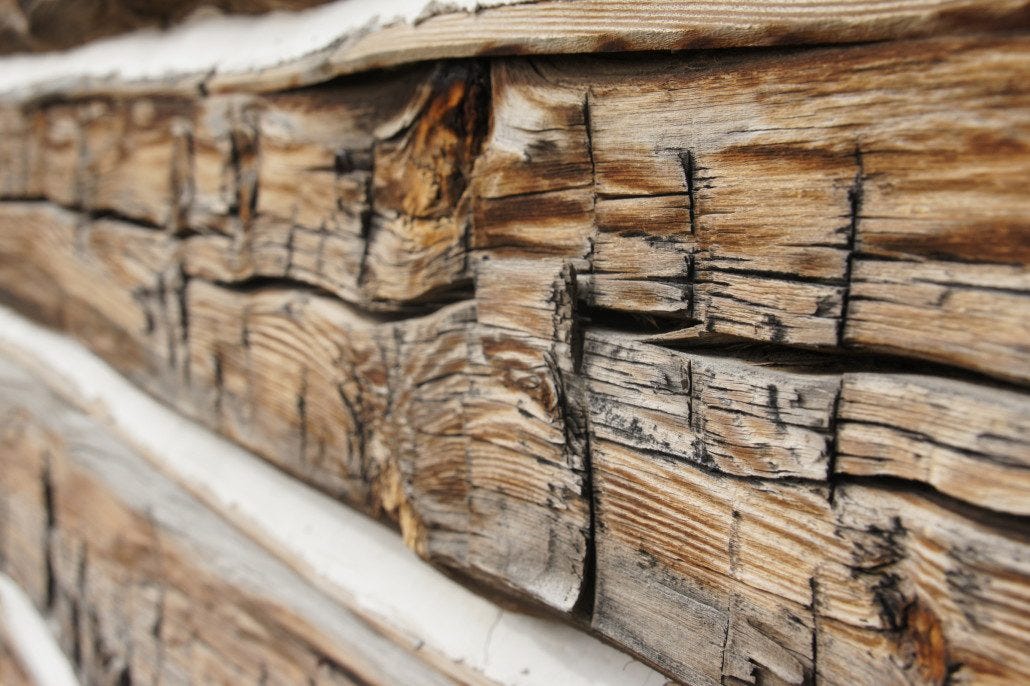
0 304 666 686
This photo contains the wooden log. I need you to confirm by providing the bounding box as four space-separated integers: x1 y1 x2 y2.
835 374 1030 517
584 332 1030 515
3 63 484 310
0 26 1028 686
0 320 667 686
0 355 479 686
4 195 1025 681
0 201 598 608
4 34 1027 380
590 437 1030 686
500 35 1030 382
586 333 1030 680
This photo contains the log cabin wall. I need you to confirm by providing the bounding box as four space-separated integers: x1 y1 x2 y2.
0 1 1027 684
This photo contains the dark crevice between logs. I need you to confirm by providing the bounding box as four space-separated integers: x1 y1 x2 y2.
562 265 598 622
677 149 698 235
43 448 58 609
809 577 821 686
826 381 844 504
832 474 1030 539
837 145 864 346
355 144 377 288
315 654 375 686
85 208 164 231
580 306 697 335
200 272 473 322
175 267 190 383
584 322 1030 394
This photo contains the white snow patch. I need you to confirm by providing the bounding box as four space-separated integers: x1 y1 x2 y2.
0 0 517 97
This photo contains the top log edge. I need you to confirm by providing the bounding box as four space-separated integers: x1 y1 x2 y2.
1 0 1029 101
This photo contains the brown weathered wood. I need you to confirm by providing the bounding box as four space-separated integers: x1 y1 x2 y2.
591 435 1030 685
0 639 31 686
584 332 1030 515
7 34 1026 377
0 27 1027 686
11 0 1030 61
465 258 590 610
480 36 1030 382
0 200 595 610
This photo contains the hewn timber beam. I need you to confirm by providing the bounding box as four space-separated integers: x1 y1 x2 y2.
0 9 1027 685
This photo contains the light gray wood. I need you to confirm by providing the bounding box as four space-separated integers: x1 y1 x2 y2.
0 356 473 686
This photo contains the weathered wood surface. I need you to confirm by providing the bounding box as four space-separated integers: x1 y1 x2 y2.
0 356 484 686
0 28 1027 686
0 311 670 686
5 0 1030 99
3 35 1027 377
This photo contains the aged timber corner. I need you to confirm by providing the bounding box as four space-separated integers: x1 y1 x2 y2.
0 2 1028 685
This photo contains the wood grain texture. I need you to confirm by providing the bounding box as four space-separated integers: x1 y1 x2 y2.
496 35 1030 382
7 0 1030 97
0 356 479 686
465 258 590 610
0 202 594 609
584 332 1030 515
0 29 1028 686
591 437 1030 685
10 34 1026 376
0 202 481 573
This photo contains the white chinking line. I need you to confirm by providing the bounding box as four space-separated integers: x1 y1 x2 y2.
0 0 522 98
0 304 666 686
0 573 79 686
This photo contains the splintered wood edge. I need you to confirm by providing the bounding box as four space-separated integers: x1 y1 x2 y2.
0 573 79 686
0 303 667 686
2 0 1029 100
